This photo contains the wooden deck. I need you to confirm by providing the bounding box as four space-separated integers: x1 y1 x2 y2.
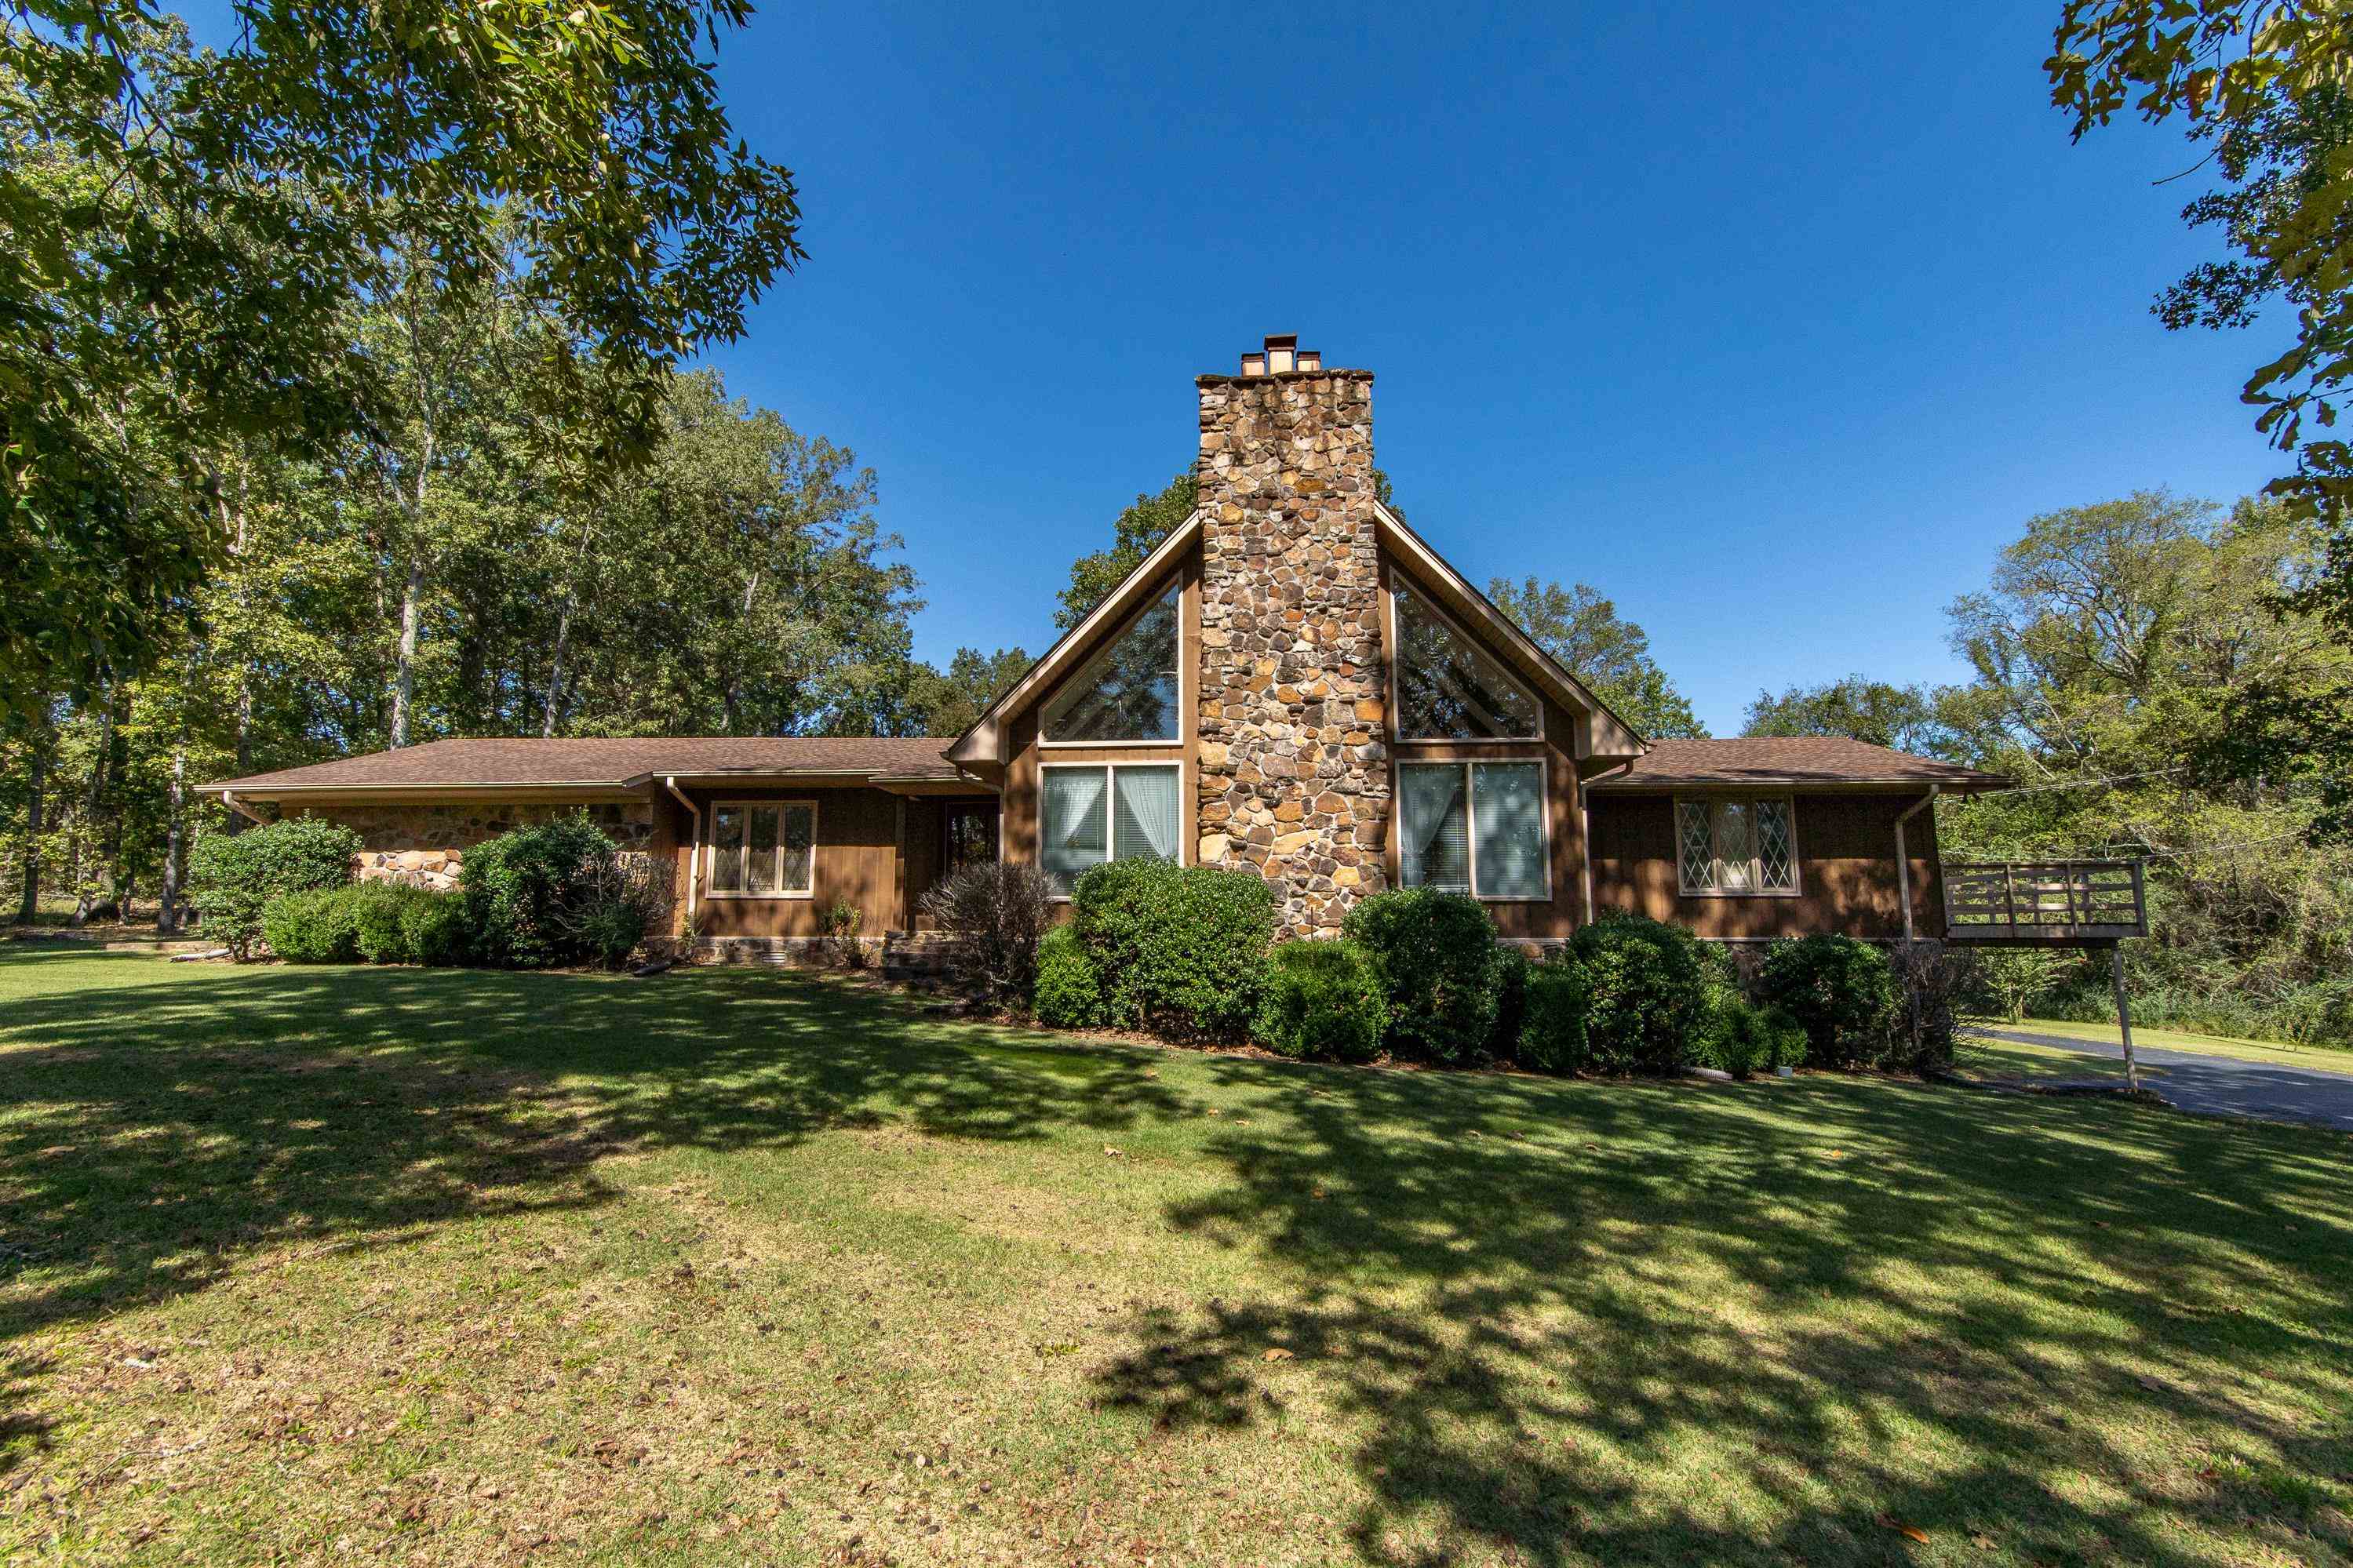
1942 860 2147 945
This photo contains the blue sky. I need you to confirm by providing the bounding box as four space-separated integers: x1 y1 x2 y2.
194 2 2289 735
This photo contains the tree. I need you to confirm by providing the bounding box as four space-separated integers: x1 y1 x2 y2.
1744 676 1943 754
1484 577 1707 739
1057 474 1196 631
904 647 1033 737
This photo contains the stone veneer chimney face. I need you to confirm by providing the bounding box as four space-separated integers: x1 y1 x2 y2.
1194 355 1390 933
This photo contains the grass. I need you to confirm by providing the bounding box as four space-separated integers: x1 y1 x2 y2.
1951 1035 2168 1085
1974 1016 2353 1075
1 951 2349 1567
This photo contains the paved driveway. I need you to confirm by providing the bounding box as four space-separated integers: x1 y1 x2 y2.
1973 1028 2353 1133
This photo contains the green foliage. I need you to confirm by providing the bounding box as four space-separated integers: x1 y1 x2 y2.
1056 473 1198 631
260 886 362 964
1032 924 1102 1030
1342 888 1506 1063
1758 936 1900 1069
185 817 360 959
902 646 1033 737
819 898 867 970
1484 577 1706 739
1070 860 1275 1041
1491 946 1532 1058
1743 676 1944 754
460 817 618 970
1515 957 1592 1075
1568 914 1711 1075
399 890 474 968
351 881 436 964
1253 940 1387 1064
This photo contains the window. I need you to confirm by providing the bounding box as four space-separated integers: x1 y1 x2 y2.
1675 795 1798 895
1042 583 1180 743
1398 761 1548 900
1040 763 1180 893
1393 586 1540 740
708 801 816 897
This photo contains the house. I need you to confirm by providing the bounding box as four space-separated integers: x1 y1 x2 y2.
201 335 2014 960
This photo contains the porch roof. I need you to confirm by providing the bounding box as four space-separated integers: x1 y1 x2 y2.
1588 737 2009 791
199 737 974 797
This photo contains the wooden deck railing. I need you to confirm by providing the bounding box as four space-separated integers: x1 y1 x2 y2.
1942 860 2147 944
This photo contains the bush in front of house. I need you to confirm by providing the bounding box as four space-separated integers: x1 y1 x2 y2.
1514 954 1592 1073
399 889 475 966
350 882 438 963
919 861 1058 1010
1694 997 1807 1079
1342 888 1506 1064
1254 939 1387 1063
1070 859 1275 1041
260 886 363 964
187 817 362 959
1491 945 1532 1059
1033 924 1102 1028
461 817 651 969
1885 939 1975 1073
1568 912 1712 1074
1758 933 1900 1068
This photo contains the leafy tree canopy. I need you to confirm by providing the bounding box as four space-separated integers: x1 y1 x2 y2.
1485 577 1707 740
1744 677 1943 755
901 646 1033 738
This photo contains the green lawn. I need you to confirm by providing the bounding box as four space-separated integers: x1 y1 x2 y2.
2 951 2348 1567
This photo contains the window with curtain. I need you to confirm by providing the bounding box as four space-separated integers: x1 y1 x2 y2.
708 802 816 896
1399 761 1548 899
1042 583 1181 742
1393 586 1540 740
1675 795 1797 894
1040 764 1179 893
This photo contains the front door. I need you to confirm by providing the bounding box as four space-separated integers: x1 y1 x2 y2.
942 801 999 877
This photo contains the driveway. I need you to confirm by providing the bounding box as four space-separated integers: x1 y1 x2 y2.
1972 1028 2353 1133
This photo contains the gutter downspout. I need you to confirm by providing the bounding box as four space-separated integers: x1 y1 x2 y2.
1579 760 1637 927
1894 785 1939 943
662 777 700 929
221 790 268 826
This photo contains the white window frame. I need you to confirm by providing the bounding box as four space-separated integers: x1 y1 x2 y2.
1036 760 1186 900
1039 579 1186 749
1386 582 1546 746
1674 793 1802 898
705 799 818 900
1397 759 1553 903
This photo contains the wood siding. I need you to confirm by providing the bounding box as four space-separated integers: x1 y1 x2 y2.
1587 791 1945 940
668 785 902 939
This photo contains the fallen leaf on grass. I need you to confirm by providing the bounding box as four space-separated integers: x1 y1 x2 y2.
1102 1147 1124 1159
1262 1348 1294 1362
1876 1512 1929 1544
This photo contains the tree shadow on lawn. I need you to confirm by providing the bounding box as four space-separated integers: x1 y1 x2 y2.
1093 1059 2353 1566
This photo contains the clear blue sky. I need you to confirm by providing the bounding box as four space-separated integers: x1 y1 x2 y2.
192 2 2289 736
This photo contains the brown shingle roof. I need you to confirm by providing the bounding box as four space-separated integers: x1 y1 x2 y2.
202 736 967 793
1592 737 2008 790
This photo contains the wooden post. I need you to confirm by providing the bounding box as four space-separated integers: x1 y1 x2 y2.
2109 944 2140 1093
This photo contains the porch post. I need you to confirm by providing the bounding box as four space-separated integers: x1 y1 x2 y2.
2109 944 2140 1093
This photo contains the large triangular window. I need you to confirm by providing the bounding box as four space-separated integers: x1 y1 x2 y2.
1042 581 1181 742
1394 586 1539 740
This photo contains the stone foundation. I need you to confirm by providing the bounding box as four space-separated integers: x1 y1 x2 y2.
1194 360 1390 934
290 800 655 892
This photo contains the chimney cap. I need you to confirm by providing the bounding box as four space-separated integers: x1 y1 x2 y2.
1241 333 1319 377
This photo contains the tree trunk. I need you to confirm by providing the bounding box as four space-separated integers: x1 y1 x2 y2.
389 549 425 748
158 746 188 933
69 700 114 927
16 725 43 922
542 602 572 738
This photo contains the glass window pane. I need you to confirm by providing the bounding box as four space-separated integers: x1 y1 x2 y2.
1472 762 1546 899
1715 800 1755 890
1755 799 1794 890
781 804 815 893
1399 764 1470 891
1042 584 1180 742
1112 766 1181 861
1394 588 1539 740
1040 768 1109 893
1676 799 1713 893
711 806 745 893
747 806 780 893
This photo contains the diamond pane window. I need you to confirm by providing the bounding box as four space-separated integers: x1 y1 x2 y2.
1393 588 1539 740
1043 583 1180 742
1675 795 1798 895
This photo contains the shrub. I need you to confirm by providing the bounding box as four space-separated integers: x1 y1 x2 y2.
261 886 362 964
919 862 1057 1010
1033 924 1102 1029
1758 934 1900 1068
461 817 628 969
400 890 474 966
1491 946 1532 1058
1342 888 1506 1063
1254 939 1386 1063
579 898 647 969
820 899 868 969
351 882 436 963
1887 940 1975 1073
1568 913 1711 1074
1070 859 1275 1041
1695 997 1807 1079
1515 955 1591 1074
186 817 362 960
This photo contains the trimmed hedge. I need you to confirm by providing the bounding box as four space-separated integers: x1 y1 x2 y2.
1515 956 1591 1074
1695 997 1807 1079
187 817 362 959
1033 924 1102 1029
1069 860 1275 1040
1342 888 1506 1063
1758 934 1899 1068
1254 940 1386 1063
261 886 362 964
400 890 474 966
351 882 437 964
1568 913 1712 1075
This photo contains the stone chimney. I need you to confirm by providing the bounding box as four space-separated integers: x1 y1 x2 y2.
1195 334 1389 933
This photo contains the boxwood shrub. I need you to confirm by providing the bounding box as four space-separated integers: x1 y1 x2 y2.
1758 933 1899 1068
261 886 363 964
1033 923 1102 1029
400 890 475 967
461 817 619 969
1254 939 1386 1063
1515 955 1591 1074
1069 860 1275 1040
351 882 438 963
1695 997 1807 1079
187 817 362 959
1568 912 1711 1074
1342 887 1506 1064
